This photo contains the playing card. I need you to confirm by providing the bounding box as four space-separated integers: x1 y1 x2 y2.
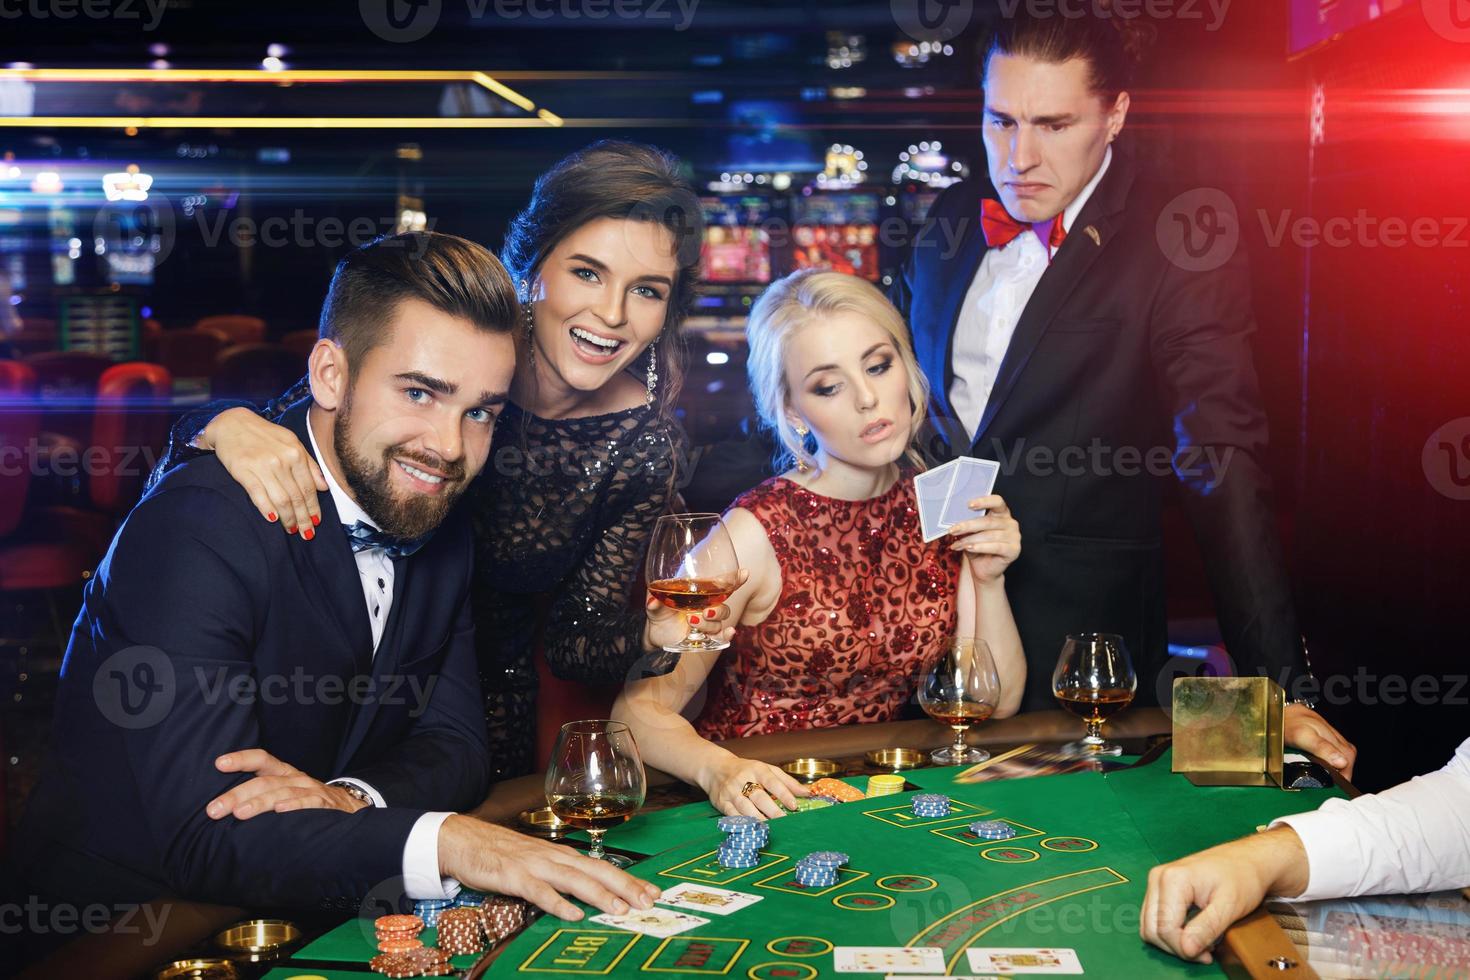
914 464 959 543
939 457 1001 528
657 883 762 916
966 947 1084 975
833 946 946 973
589 907 708 938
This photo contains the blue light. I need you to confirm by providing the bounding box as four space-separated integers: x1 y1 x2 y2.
691 90 725 105
140 306 153 318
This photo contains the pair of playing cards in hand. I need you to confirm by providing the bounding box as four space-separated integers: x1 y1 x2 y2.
914 456 1002 543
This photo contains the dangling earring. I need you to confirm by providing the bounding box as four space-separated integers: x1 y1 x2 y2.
644 338 659 406
793 421 811 472
520 280 536 367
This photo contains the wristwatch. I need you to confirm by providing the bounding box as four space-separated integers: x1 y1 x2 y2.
328 780 376 808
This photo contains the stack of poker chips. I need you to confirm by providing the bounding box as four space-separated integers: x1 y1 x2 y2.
373 914 423 953
810 777 867 803
865 774 905 797
716 814 768 868
970 819 1017 841
411 898 454 928
369 947 451 978
478 895 528 943
794 850 848 888
453 888 488 908
911 793 952 818
435 906 486 957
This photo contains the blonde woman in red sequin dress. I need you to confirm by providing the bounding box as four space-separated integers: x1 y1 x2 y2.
614 270 1025 819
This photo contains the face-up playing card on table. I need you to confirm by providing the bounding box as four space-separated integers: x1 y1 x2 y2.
915 465 959 543
589 907 708 938
966 947 1084 974
939 457 1001 528
656 882 762 916
833 946 946 973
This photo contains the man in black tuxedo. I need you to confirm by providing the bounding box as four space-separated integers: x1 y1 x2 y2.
892 13 1355 768
14 233 658 951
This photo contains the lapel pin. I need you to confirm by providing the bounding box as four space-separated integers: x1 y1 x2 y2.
1084 225 1102 247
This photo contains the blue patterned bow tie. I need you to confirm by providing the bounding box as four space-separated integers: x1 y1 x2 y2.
342 521 431 560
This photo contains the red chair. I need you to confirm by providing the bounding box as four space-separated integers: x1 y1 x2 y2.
156 328 224 381
0 360 39 537
23 351 116 485
90 362 173 515
280 329 319 363
195 315 266 345
212 343 302 404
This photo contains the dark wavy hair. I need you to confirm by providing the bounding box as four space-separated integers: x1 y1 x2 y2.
500 140 704 423
985 1 1155 104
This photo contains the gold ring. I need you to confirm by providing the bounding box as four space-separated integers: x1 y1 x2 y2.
740 781 764 799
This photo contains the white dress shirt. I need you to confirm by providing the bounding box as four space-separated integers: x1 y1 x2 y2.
306 413 459 902
949 147 1114 442
1273 737 1470 901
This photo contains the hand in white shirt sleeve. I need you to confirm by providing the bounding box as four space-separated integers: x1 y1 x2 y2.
328 777 461 902
1273 736 1470 901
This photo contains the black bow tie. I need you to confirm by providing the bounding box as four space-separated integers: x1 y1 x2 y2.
342 521 430 560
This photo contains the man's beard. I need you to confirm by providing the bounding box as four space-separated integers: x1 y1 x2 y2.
333 389 468 540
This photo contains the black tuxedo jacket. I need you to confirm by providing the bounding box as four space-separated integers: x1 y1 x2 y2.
893 151 1306 709
17 400 490 910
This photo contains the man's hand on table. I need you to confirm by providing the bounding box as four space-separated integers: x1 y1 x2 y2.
1140 827 1310 963
207 749 370 820
1283 704 1357 779
438 815 660 921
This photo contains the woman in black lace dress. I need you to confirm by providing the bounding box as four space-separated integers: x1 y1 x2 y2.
150 142 723 780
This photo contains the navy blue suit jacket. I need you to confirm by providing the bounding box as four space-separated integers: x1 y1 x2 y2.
892 151 1306 709
17 400 490 910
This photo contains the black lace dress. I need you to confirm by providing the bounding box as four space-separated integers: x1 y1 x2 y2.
151 379 685 781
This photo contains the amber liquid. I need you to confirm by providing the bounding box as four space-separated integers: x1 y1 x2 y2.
548 793 640 832
1055 686 1135 723
921 701 995 727
648 576 738 611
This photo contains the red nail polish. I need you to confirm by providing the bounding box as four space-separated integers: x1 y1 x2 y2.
706 608 718 618
310 514 321 526
302 527 315 541
689 615 701 625
266 512 277 523
287 525 297 534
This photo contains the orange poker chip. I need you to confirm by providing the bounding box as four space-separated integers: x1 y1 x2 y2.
368 952 420 977
376 936 423 954
811 777 866 802
374 914 424 933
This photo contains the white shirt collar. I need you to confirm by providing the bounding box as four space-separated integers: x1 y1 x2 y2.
1061 145 1112 235
306 408 378 531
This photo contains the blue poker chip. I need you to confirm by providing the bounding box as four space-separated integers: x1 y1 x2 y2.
717 815 760 832
969 820 1016 840
912 793 949 806
717 853 759 869
725 826 769 840
802 850 849 867
794 870 838 887
913 803 951 814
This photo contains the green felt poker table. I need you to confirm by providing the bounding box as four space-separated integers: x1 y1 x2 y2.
277 719 1352 980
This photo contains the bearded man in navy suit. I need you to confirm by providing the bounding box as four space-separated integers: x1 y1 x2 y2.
14 233 658 960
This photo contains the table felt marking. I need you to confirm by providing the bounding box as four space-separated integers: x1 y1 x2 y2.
640 936 749 974
931 817 1045 847
980 846 1041 863
903 866 1130 974
876 874 939 892
764 936 834 958
831 892 897 911
862 798 990 830
1040 836 1099 852
518 928 642 974
752 866 869 897
659 850 792 885
744 961 818 980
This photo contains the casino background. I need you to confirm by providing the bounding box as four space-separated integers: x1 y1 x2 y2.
0 0 1466 850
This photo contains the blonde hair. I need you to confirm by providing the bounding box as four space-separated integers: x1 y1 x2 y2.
745 269 931 473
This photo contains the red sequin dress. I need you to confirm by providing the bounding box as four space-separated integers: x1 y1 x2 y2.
693 473 960 739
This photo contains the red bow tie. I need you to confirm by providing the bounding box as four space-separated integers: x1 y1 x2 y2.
982 198 1068 255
